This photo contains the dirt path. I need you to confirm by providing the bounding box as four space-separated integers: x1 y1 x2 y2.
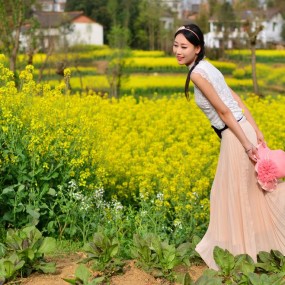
20 253 207 285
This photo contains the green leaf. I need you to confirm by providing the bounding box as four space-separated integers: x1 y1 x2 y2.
176 242 191 257
175 272 193 285
26 207 40 220
62 278 77 285
255 262 275 272
234 253 255 274
270 272 285 284
3 260 16 279
0 243 6 258
2 186 14 194
258 251 274 264
192 235 201 247
18 184 25 191
48 188 56 196
195 274 223 285
75 264 90 284
271 250 284 261
22 226 42 246
38 237 56 254
109 243 119 258
36 262 56 273
6 230 22 250
213 246 235 274
149 236 162 257
14 260 25 271
93 232 106 248
27 248 35 260
91 276 106 284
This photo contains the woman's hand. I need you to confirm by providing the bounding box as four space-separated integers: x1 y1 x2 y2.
245 144 259 162
255 129 265 146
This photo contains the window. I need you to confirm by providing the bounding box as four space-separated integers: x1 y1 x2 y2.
42 3 53 11
272 22 277 32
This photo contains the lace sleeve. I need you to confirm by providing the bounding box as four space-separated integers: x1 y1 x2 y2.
192 67 212 84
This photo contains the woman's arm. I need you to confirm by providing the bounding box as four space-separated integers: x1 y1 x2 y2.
191 72 258 161
230 88 264 145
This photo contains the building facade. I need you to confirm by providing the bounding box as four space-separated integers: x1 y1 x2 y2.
37 0 66 12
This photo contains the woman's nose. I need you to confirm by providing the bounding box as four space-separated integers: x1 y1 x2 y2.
176 48 182 55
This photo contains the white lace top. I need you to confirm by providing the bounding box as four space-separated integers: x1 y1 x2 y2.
191 60 243 130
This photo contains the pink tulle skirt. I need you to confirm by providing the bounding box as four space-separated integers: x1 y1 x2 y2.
195 118 285 270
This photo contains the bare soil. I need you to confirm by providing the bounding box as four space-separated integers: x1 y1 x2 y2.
19 253 207 285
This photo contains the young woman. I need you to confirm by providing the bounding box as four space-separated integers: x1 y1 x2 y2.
173 23 285 269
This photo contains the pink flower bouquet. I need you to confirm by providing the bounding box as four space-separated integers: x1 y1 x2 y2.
255 143 285 192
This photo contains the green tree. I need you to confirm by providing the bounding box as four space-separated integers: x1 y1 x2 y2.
216 1 236 56
107 0 118 26
106 26 131 98
266 0 285 9
243 20 263 96
233 0 259 10
65 0 112 44
282 22 285 42
196 3 210 34
65 0 140 48
134 0 163 50
0 0 36 73
208 0 219 17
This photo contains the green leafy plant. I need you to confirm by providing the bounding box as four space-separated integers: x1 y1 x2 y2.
63 263 105 285
195 246 256 284
248 272 285 285
194 269 223 285
195 246 285 285
131 233 192 280
81 230 125 279
0 253 25 284
4 225 56 277
256 250 285 273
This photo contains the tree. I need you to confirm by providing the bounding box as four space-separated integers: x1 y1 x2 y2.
282 22 285 42
196 3 210 34
244 20 263 96
0 0 36 74
65 0 112 44
65 0 140 48
216 1 236 57
106 26 131 98
208 0 220 17
134 0 163 50
23 17 40 66
266 0 285 10
233 0 259 10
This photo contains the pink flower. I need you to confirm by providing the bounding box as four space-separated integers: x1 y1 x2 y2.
256 159 278 192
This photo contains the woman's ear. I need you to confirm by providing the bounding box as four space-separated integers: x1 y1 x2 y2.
195 46 201 55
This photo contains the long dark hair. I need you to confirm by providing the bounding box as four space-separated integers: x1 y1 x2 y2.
174 24 205 100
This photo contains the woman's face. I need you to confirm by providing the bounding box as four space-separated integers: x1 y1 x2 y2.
173 33 200 66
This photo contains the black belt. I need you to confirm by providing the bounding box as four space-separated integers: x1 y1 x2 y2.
211 116 243 139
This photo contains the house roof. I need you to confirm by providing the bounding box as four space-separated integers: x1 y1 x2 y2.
34 11 85 28
72 15 95 24
264 7 282 20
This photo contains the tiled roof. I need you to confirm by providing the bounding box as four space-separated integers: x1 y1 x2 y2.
34 11 84 28
72 15 95 24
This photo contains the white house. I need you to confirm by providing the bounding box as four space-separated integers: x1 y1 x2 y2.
36 0 67 12
204 8 284 48
64 13 104 46
20 11 104 51
258 8 284 44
